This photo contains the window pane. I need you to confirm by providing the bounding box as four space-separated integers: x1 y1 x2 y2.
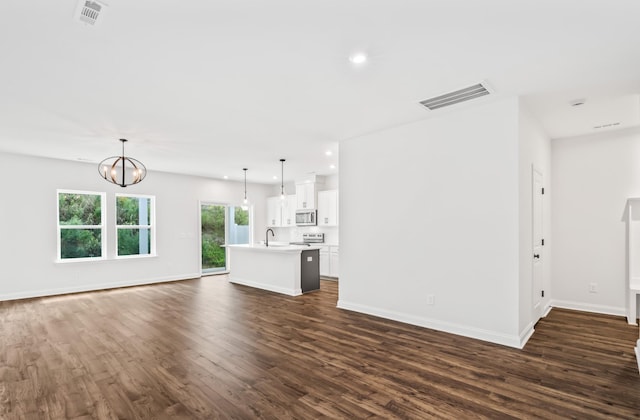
228 206 250 245
60 229 102 259
117 196 151 225
118 228 151 256
59 193 101 225
234 207 249 226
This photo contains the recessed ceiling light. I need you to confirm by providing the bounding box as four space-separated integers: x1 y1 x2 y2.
349 52 367 64
223 175 229 180
329 164 336 169
325 150 333 156
273 175 278 180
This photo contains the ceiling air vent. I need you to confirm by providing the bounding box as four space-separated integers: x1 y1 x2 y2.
419 83 490 111
75 0 106 26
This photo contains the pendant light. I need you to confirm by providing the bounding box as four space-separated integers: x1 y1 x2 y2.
242 168 249 207
280 158 286 200
98 139 147 187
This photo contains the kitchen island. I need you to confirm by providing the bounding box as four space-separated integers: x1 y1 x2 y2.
227 244 321 296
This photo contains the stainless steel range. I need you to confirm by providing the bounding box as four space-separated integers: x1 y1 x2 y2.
290 233 324 246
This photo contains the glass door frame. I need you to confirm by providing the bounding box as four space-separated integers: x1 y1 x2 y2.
199 201 253 276
199 201 229 276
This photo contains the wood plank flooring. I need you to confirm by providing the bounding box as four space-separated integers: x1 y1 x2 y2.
1 277 639 419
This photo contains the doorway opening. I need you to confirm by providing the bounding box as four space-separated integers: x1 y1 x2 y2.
532 167 544 320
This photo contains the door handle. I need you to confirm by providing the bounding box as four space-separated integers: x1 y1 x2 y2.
533 254 540 259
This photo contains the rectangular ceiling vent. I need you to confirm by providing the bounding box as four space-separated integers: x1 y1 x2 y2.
419 83 490 111
75 0 106 26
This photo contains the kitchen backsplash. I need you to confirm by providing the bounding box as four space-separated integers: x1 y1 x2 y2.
273 226 339 245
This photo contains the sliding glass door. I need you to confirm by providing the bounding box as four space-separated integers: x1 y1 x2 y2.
201 203 251 275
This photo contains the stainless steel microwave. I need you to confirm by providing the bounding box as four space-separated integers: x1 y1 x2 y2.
296 209 317 226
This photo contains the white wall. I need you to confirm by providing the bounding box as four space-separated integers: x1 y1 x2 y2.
518 102 552 334
0 152 272 301
339 98 525 347
551 127 640 316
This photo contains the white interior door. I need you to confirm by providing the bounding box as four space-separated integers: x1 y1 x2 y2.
532 167 544 314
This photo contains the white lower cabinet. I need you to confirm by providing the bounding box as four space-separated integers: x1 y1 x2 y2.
319 245 339 278
329 246 339 278
320 247 330 276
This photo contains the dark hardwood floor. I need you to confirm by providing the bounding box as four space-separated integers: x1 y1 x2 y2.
1 277 639 419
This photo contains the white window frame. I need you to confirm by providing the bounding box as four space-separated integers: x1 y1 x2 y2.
115 193 156 259
56 189 107 262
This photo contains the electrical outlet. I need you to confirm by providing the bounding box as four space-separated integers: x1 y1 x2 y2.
427 294 435 305
589 283 598 293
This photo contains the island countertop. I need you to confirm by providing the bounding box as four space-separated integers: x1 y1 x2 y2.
227 243 322 253
227 243 321 296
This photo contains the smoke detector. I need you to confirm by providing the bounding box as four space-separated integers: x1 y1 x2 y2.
570 98 587 107
419 83 491 111
75 0 107 26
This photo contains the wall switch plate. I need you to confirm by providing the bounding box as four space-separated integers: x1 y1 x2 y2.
427 294 435 305
589 283 598 293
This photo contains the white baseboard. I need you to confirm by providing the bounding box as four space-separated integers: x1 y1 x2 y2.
519 321 535 348
0 273 201 302
337 299 527 349
550 299 626 317
228 276 302 296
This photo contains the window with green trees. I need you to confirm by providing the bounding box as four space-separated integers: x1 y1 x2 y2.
116 194 155 257
57 190 105 260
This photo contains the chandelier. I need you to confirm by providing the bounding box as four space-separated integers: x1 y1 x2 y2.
98 139 147 187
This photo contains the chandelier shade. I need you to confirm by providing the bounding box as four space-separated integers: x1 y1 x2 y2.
98 139 147 187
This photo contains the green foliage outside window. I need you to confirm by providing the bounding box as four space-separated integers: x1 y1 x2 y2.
117 196 151 225
58 192 103 259
118 229 151 256
59 193 101 225
201 205 250 270
202 205 226 269
234 207 249 225
117 196 152 256
60 229 102 259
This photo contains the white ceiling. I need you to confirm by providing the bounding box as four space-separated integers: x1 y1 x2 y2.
1 0 639 184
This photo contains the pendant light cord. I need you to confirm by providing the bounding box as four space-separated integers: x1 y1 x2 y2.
280 158 285 197
243 168 248 202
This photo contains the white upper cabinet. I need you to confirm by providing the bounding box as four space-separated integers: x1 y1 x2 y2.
282 195 297 227
266 196 283 227
296 182 316 209
267 195 297 227
317 190 338 226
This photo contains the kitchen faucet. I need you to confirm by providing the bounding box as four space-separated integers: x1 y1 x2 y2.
265 228 275 247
